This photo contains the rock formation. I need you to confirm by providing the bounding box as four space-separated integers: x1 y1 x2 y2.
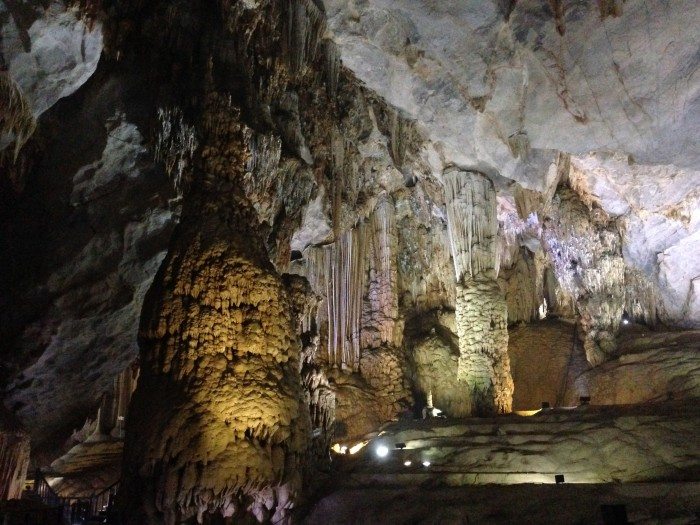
0 406 30 501
0 0 698 522
444 169 513 415
120 99 309 521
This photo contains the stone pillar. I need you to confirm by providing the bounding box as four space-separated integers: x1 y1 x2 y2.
444 169 513 415
455 278 512 414
120 108 308 523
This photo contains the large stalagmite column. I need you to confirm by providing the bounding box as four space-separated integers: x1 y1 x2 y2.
120 106 308 523
444 169 513 415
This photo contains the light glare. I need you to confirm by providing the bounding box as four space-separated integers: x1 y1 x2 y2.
376 445 389 458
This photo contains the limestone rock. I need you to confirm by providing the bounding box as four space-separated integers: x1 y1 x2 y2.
411 333 468 417
1 1 102 116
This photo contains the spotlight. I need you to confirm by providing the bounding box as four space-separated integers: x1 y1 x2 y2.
555 474 565 484
422 460 431 467
622 319 629 325
376 445 389 458
404 460 412 467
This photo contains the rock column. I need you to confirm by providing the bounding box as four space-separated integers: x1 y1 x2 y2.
120 105 308 523
444 169 513 415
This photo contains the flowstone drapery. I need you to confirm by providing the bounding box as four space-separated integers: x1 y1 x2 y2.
444 169 513 415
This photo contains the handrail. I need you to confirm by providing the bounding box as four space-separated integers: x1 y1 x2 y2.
33 469 120 522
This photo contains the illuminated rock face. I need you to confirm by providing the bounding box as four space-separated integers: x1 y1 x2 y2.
411 333 466 417
455 279 512 414
444 170 513 415
121 113 308 522
122 194 307 522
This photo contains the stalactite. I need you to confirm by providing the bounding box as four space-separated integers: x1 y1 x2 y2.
0 72 36 161
110 364 140 439
625 268 658 326
155 107 199 196
501 248 547 325
304 222 367 371
542 187 626 365
324 41 341 99
362 194 400 349
443 169 500 282
444 169 513 414
0 408 30 501
283 0 325 75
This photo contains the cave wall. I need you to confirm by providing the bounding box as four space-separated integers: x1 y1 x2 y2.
0 64 178 453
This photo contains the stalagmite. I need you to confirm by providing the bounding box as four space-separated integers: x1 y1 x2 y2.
443 169 513 415
120 104 308 523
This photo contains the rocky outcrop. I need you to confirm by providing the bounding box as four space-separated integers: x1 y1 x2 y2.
411 333 465 417
0 4 698 522
567 328 700 406
120 92 309 521
1 69 178 453
542 186 626 364
321 0 700 330
508 319 586 410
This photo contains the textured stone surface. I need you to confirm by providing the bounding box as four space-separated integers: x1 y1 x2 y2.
542 186 626 364
321 0 700 329
567 328 700 406
322 0 699 173
1 70 178 452
0 0 102 153
570 153 700 328
46 435 122 498
508 319 586 410
0 2 699 521
444 170 513 414
411 332 467 417
455 279 512 414
509 322 700 409
337 402 700 485
119 86 310 520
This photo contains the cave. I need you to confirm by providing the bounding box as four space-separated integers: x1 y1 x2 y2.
1 1 699 524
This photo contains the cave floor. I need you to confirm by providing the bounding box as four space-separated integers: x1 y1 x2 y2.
303 482 700 525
